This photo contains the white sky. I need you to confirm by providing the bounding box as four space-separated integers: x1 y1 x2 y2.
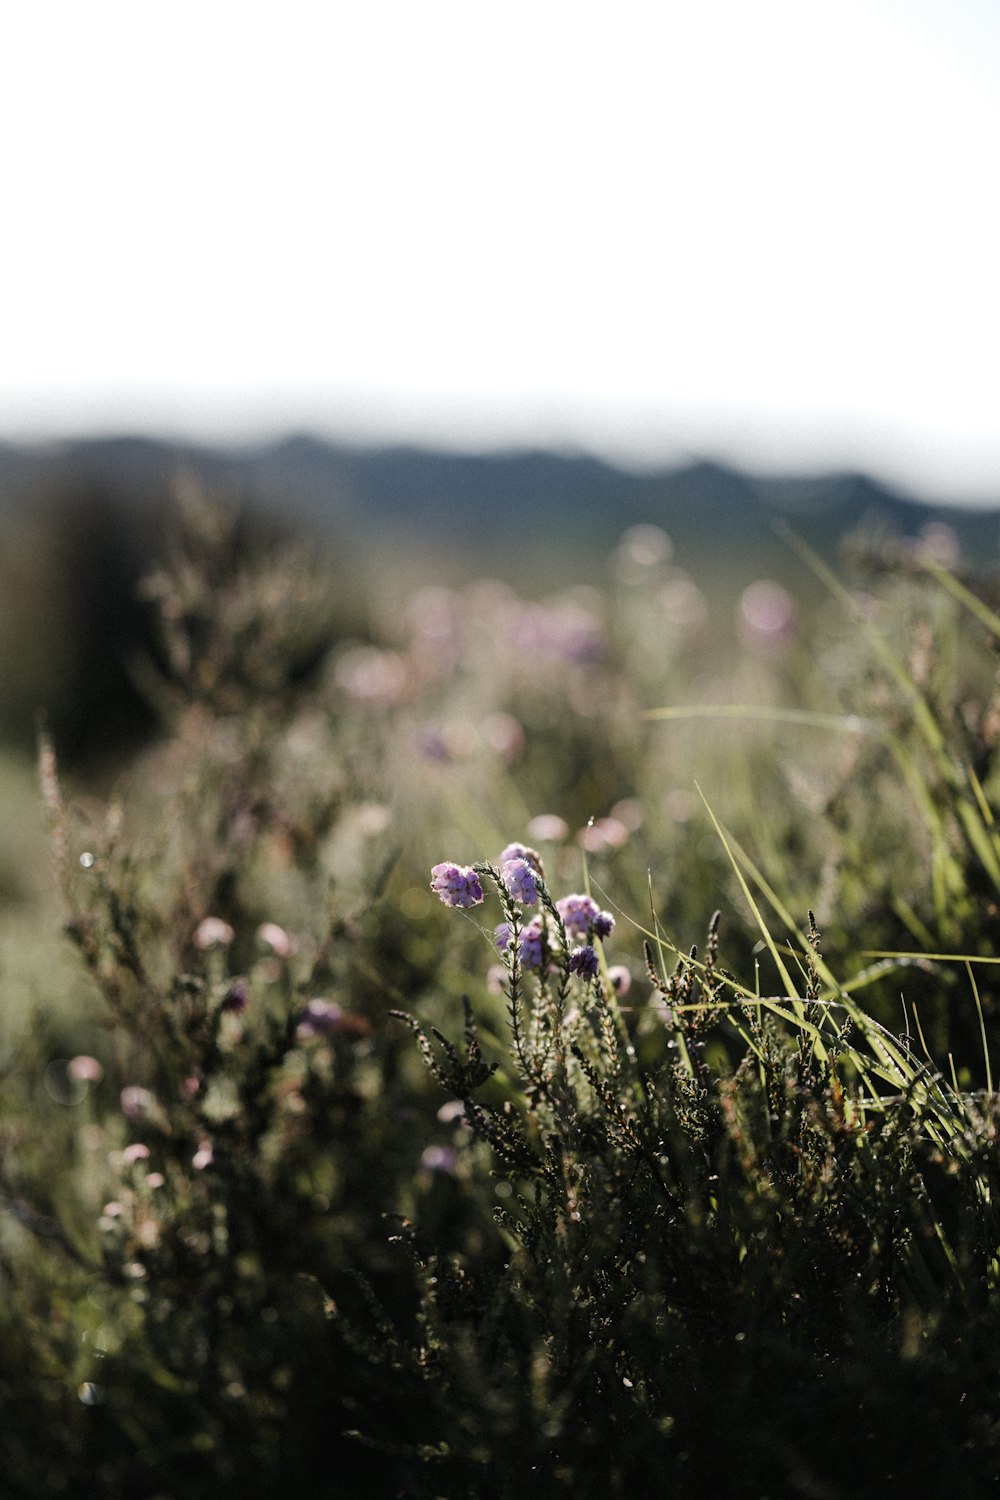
2 0 999 499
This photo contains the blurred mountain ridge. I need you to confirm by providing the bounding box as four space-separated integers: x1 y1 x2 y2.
1 433 998 767
2 433 998 566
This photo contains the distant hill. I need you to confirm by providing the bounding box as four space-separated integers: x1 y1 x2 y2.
1 433 998 766
2 433 999 574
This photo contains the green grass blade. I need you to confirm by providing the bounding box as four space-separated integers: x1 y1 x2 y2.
968 959 994 1095
919 556 1000 639
644 704 878 734
781 524 1000 897
779 526 952 765
696 785 800 1001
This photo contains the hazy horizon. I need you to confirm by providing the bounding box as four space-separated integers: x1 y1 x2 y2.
4 1 999 505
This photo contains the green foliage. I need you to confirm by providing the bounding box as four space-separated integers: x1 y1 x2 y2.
381 874 1000 1497
2 493 1000 1495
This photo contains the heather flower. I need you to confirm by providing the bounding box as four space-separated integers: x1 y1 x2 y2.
495 917 546 970
569 944 599 980
192 1140 214 1171
297 998 372 1040
520 918 546 970
502 857 538 906
193 916 234 951
482 713 525 763
499 842 543 876
221 981 249 1014
335 645 408 707
607 964 631 996
552 602 605 664
556 893 614 941
526 813 568 843
557 893 600 939
120 1086 156 1121
578 818 630 853
257 921 295 957
68 1054 104 1084
430 862 485 908
416 728 451 762
592 909 615 939
297 998 344 1037
436 1099 466 1124
420 1145 458 1174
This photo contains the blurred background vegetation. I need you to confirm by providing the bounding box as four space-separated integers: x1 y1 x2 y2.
2 442 1000 1494
4 433 999 764
3 437 1000 1062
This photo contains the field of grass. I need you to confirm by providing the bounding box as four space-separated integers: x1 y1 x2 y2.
2 487 1000 1496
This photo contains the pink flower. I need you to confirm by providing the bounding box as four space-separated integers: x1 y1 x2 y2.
193 917 234 950
526 814 568 844
607 965 632 997
68 1054 103 1084
257 922 294 957
120 1086 156 1120
420 1145 458 1174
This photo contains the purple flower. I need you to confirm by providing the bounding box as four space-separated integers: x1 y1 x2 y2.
416 729 452 762
568 944 599 980
297 998 345 1036
295 998 372 1041
496 917 546 970
430 862 485 909
556 893 600 939
593 909 615 940
520 918 545 970
420 1145 458 1174
221 981 249 1014
556 893 614 941
486 964 507 994
502 858 538 906
499 842 543 876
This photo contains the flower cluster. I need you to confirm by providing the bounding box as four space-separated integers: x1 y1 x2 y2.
498 841 543 875
494 916 547 970
556 892 615 942
430 862 485 909
568 944 599 980
431 842 617 986
501 857 538 906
